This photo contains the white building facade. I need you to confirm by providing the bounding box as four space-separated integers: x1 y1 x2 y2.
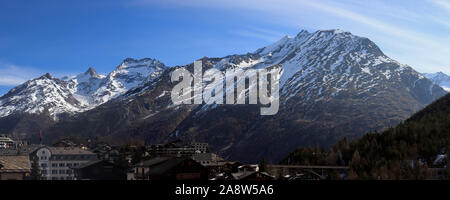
0 135 14 149
33 146 98 180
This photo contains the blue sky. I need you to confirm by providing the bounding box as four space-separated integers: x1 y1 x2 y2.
1 0 450 95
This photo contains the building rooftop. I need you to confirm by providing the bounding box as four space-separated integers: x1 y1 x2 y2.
136 157 172 167
192 153 223 161
136 157 203 176
0 144 42 156
231 171 274 180
46 147 95 155
0 155 31 173
146 157 194 176
0 136 14 143
71 159 106 169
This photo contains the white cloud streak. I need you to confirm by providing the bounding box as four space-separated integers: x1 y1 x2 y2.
433 0 450 12
0 62 43 86
132 0 450 73
230 27 286 42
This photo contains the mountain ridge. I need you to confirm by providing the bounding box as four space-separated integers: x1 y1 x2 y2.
0 57 167 118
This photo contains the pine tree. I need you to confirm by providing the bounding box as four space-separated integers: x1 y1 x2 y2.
131 148 143 165
30 156 41 180
350 150 361 165
259 157 268 172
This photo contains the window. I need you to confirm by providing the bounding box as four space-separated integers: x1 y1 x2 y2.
41 170 47 174
66 163 72 167
40 163 47 168
59 170 65 174
67 170 72 174
59 163 65 167
41 151 46 154
52 170 58 174
52 163 57 167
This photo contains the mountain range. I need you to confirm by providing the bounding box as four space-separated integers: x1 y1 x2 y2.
424 72 450 92
0 29 447 162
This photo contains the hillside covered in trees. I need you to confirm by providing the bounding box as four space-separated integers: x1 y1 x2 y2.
281 93 450 179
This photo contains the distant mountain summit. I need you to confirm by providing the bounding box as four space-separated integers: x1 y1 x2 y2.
0 29 447 162
424 72 450 92
0 58 167 118
0 73 82 118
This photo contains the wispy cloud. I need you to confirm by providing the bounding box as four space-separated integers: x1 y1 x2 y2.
295 0 450 70
132 0 450 73
429 16 450 29
0 62 44 86
432 0 450 12
230 27 286 42
301 0 450 72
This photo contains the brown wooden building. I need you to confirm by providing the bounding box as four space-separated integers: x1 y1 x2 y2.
0 156 31 180
73 160 127 180
133 157 208 180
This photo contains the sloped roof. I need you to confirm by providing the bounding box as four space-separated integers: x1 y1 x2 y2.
0 145 42 156
71 159 103 169
135 157 172 167
192 153 224 162
138 157 204 176
0 136 13 143
46 147 95 155
0 156 31 173
231 171 274 180
146 157 188 176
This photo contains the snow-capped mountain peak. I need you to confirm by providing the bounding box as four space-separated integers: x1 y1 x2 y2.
0 58 167 118
0 73 83 118
254 29 388 88
40 73 54 80
69 57 167 108
93 58 167 104
111 58 166 84
207 29 444 108
424 72 450 92
73 67 104 83
119 58 164 69
84 67 101 78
